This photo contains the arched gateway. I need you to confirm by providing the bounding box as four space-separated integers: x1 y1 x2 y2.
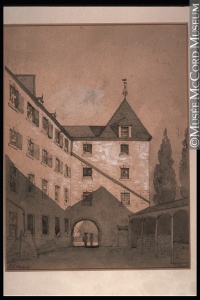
71 218 102 247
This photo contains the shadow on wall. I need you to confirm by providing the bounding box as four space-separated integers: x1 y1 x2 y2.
5 154 71 263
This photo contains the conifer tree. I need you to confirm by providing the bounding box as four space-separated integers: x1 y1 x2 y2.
179 128 189 198
153 128 176 204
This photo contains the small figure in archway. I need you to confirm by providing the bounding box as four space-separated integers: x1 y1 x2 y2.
82 233 88 247
89 233 94 247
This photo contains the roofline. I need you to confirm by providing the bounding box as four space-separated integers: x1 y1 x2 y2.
5 66 72 141
70 137 152 141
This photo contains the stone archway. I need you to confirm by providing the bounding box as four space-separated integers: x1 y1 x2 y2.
71 217 102 247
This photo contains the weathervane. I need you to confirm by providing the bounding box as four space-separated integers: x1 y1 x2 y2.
122 79 128 99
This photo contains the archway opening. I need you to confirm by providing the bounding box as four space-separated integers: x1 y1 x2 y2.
72 220 99 247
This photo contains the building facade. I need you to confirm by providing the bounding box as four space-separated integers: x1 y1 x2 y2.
4 66 152 262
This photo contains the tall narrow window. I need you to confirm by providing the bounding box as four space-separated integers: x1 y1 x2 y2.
121 192 130 205
42 149 52 167
64 139 69 153
55 217 60 236
42 116 53 138
9 83 24 113
27 102 39 126
9 212 17 238
64 188 69 204
27 173 35 196
27 138 40 160
55 158 63 173
83 167 92 178
54 129 63 147
55 185 60 202
42 215 49 235
9 129 23 150
42 179 48 198
10 165 17 192
64 164 71 178
120 167 129 179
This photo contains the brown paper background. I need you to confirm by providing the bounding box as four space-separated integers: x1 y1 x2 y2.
3 7 196 296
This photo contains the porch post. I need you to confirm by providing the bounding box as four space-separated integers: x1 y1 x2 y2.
155 217 158 258
141 218 144 254
171 214 174 264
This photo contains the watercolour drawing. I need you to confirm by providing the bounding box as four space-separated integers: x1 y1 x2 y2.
4 24 190 270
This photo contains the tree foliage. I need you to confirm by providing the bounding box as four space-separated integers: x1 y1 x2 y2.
179 128 189 198
153 128 176 205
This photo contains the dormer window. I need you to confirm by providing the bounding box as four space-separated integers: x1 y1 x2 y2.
119 126 131 138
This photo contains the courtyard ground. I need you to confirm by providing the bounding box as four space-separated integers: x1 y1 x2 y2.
6 246 189 271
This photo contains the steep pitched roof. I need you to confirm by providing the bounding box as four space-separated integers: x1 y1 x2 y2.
100 99 152 140
63 99 152 141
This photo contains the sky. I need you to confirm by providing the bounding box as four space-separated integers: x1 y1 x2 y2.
4 24 188 202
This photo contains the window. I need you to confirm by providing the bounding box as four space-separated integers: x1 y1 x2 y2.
119 126 131 138
42 116 53 138
9 212 17 238
64 188 69 204
27 214 34 235
27 138 40 159
55 129 63 147
9 129 23 150
120 167 129 179
9 83 24 113
55 217 60 236
42 215 49 235
120 144 129 155
10 165 17 192
42 179 48 198
121 192 130 205
27 173 35 196
27 102 39 126
83 167 92 178
82 191 93 206
64 218 69 234
55 158 63 173
83 143 92 154
42 149 52 167
64 139 69 153
64 164 71 178
55 185 60 202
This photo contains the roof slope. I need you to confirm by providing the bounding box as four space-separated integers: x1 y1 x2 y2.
64 99 152 141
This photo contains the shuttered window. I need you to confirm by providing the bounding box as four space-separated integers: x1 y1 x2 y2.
55 158 63 174
9 84 24 113
27 102 39 127
10 165 18 192
42 215 49 235
42 149 52 167
27 138 40 160
42 116 53 138
64 164 71 178
55 185 60 202
64 139 69 153
55 129 63 148
9 129 23 150
42 179 48 198
64 188 69 204
27 173 35 196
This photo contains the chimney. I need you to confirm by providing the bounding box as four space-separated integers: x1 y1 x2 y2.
16 74 36 96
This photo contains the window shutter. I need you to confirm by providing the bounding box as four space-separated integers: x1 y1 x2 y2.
18 94 24 113
68 167 71 178
60 161 63 174
17 132 23 150
49 123 53 139
34 143 40 160
35 109 39 127
47 153 53 167
60 134 63 147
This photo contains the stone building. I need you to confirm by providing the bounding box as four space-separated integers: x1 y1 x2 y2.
4 66 152 261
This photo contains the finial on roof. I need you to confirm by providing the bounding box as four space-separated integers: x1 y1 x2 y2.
122 79 128 99
36 94 44 104
50 110 57 118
